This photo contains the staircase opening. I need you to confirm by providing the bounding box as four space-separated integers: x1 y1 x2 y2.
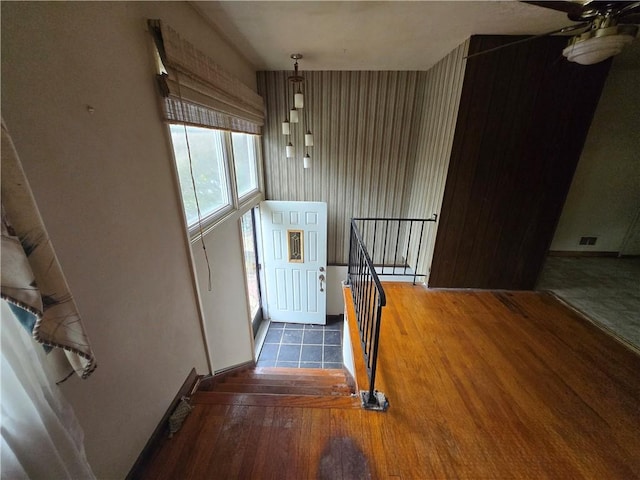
346 217 436 411
196 362 359 409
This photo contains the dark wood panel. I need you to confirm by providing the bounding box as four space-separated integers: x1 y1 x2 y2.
139 285 640 479
430 35 612 289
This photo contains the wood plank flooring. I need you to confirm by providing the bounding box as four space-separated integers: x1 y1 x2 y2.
140 284 640 479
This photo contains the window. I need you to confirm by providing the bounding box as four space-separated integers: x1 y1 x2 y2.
240 208 263 337
232 132 259 199
169 125 262 233
170 125 232 227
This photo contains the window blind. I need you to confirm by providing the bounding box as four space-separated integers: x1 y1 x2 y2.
148 19 264 134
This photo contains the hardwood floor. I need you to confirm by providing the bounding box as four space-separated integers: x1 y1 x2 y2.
140 284 640 479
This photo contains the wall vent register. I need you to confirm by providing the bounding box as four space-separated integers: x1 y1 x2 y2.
579 236 598 246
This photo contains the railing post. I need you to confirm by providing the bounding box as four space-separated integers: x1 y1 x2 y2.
346 221 354 285
404 220 414 275
414 220 426 285
360 303 389 411
393 220 401 275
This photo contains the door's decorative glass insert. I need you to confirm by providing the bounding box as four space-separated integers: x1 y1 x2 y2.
287 229 304 263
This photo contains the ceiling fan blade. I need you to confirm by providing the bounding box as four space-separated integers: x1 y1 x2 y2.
615 1 640 18
525 0 640 21
464 23 590 60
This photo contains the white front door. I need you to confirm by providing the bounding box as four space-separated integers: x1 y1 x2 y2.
260 201 327 325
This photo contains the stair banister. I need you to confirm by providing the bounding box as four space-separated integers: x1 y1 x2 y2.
346 216 437 411
346 219 388 411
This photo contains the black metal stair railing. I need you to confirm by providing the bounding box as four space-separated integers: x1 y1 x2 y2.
347 218 388 411
346 216 437 411
352 216 437 284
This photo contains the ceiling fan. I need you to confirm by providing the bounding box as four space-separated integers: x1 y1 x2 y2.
467 1 640 65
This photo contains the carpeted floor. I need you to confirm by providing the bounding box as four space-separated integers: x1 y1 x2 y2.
537 256 640 350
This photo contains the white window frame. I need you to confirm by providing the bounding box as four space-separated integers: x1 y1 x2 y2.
232 132 263 206
167 123 264 239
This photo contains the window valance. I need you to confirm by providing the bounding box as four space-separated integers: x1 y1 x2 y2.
148 19 264 134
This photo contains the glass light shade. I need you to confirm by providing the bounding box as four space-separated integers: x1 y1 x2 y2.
303 153 311 169
563 31 635 65
305 131 314 147
286 142 294 158
290 109 299 123
294 92 304 109
282 120 290 135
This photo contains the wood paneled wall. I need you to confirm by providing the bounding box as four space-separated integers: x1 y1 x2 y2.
429 36 612 289
406 40 469 276
257 71 426 264
257 41 469 266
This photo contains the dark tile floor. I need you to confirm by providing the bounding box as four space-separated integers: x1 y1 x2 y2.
257 316 344 369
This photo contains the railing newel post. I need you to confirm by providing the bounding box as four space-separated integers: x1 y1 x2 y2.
405 220 413 275
382 220 390 276
372 220 378 267
347 221 355 285
413 220 426 285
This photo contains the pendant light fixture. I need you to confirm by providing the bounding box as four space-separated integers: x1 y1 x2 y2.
282 53 314 169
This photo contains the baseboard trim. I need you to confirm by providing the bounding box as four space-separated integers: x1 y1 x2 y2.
214 359 255 376
126 368 200 480
547 250 619 257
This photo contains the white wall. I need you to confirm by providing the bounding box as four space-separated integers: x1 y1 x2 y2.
327 266 349 316
1 2 256 477
621 209 640 255
192 211 257 372
550 42 640 253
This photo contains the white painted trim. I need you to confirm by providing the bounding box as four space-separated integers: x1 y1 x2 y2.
162 123 214 374
341 283 356 382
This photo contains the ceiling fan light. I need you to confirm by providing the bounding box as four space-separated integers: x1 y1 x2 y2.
563 25 638 65
563 34 634 65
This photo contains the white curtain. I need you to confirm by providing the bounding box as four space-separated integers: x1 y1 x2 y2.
1 120 96 380
1 300 96 479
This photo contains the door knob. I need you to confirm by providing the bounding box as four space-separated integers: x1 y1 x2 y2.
319 274 325 292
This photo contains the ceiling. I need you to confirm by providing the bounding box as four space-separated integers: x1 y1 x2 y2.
192 1 582 71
